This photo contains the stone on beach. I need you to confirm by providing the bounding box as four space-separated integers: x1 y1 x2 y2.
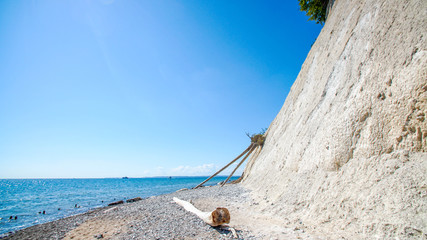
107 200 124 206
126 197 142 203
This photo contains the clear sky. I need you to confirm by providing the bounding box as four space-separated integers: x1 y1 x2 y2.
0 0 322 178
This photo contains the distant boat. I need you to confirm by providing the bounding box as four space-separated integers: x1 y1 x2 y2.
122 177 129 179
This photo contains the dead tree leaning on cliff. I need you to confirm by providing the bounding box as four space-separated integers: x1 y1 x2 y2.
194 130 266 189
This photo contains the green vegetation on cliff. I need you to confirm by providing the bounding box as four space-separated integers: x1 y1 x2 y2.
298 0 328 24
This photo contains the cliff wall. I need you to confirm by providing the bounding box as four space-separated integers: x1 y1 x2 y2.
242 0 426 238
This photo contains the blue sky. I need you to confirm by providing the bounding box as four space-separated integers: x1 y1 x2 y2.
0 0 322 178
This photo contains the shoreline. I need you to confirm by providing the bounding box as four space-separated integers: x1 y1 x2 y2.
1 184 319 239
2 185 249 239
0 204 110 239
0 176 239 237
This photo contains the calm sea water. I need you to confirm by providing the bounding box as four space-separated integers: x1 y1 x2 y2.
0 176 237 236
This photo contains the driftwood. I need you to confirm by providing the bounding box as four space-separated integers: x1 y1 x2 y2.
221 145 256 187
173 197 230 226
173 197 239 238
194 132 266 189
193 144 254 189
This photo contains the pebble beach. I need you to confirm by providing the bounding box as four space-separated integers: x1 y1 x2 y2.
1 184 322 239
1 185 255 239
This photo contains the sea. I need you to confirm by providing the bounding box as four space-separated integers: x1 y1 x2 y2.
0 176 238 236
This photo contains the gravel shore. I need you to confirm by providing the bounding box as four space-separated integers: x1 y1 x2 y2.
1 184 321 239
1 184 256 239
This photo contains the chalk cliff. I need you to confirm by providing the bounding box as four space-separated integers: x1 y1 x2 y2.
242 0 426 238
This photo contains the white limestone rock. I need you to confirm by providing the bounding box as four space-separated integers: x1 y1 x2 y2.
242 0 426 238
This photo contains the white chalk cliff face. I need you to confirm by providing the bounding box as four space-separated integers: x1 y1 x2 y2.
243 0 426 238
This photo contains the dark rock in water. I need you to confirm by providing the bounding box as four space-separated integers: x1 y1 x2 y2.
126 197 142 203
108 200 124 206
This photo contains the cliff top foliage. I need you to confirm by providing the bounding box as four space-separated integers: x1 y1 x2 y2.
298 0 328 24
